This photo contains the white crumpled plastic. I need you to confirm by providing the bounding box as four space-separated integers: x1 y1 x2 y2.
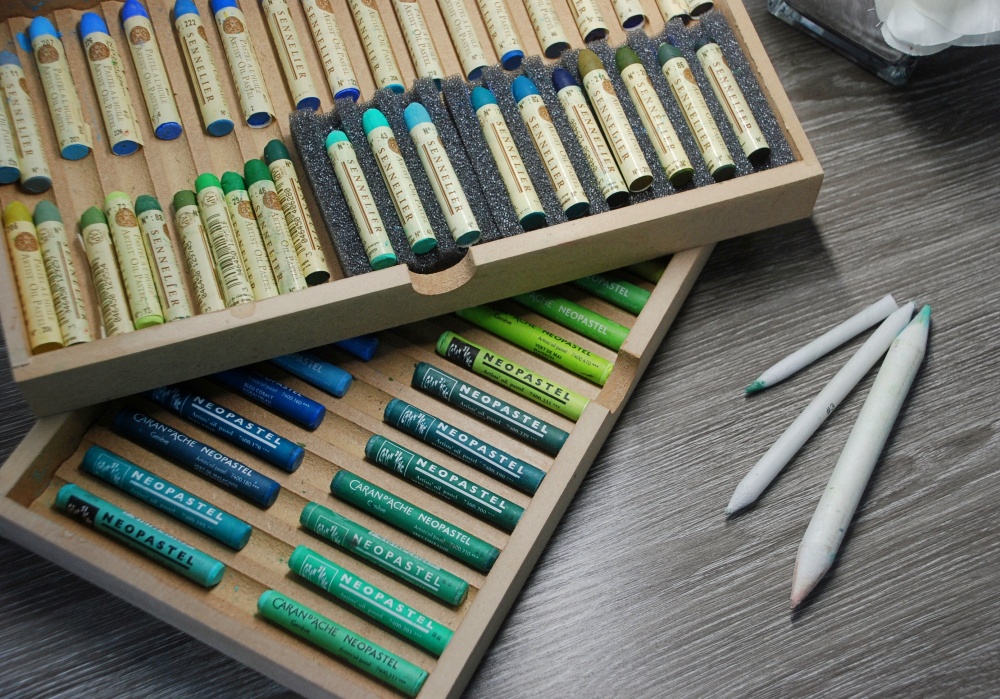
876 0 1000 54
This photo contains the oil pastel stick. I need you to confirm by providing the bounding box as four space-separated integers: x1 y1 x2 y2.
80 206 133 336
211 0 275 127
391 0 445 86
366 435 524 532
300 501 469 605
0 100 18 182
289 544 453 656
80 445 253 550
331 469 500 572
244 159 308 293
28 17 92 159
567 0 608 42
260 0 321 111
657 0 690 21
384 398 546 494
512 289 629 351
523 0 570 58
212 367 326 429
573 273 649 314
271 351 353 397
135 195 194 322
346 0 405 94
33 201 92 345
112 408 281 507
80 12 144 156
436 0 488 80
0 51 52 192
220 171 280 301
334 334 378 361
257 590 427 697
121 0 183 140
172 189 227 314
105 191 164 328
475 0 525 70
195 173 255 306
173 0 235 136
144 384 305 472
613 0 647 28
300 0 360 101
412 361 569 455
3 202 63 352
55 483 226 587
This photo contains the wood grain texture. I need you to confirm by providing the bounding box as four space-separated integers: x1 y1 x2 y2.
1 1 999 697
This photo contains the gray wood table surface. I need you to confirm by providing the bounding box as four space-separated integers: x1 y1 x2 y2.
2 2 998 696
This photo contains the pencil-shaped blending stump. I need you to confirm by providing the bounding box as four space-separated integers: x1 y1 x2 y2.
330 469 500 572
33 201 93 345
346 0 405 93
437 0 488 80
4 202 63 353
404 103 481 247
80 445 253 550
612 0 647 29
512 75 590 220
256 589 428 697
412 361 570 455
390 0 445 86
384 398 546 495
475 0 526 70
573 272 650 315
173 0 235 136
0 103 18 183
112 408 282 508
172 189 227 314
271 351 353 397
244 159 309 293
134 195 194 322
28 16 92 159
727 302 915 515
552 68 629 209
615 47 695 187
695 36 770 165
260 0 321 111
211 0 275 127
457 304 614 385
80 12 144 156
300 0 360 101
288 545 454 657
145 383 306 472
324 130 398 270
746 294 899 394
513 289 630 351
79 206 133 336
470 87 546 231
55 483 227 587
0 51 52 192
568 0 610 42
523 0 571 58
656 0 690 21
657 42 735 182
362 109 437 254
366 434 525 532
263 139 332 284
300 502 470 606
121 0 183 140
220 171 280 301
437 331 591 421
212 367 326 430
105 192 164 328
578 49 653 193
791 305 930 608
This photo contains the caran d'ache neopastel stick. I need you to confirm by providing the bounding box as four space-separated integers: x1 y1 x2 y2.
173 0 235 136
211 0 275 127
791 306 930 609
574 272 650 315
28 17 91 159
4 202 62 352
301 0 360 101
271 351 353 397
657 42 735 182
121 0 183 140
471 87 546 231
578 49 653 193
615 47 694 187
55 483 226 587
512 289 629 352
412 362 570 455
134 195 193 322
80 206 133 336
80 13 144 156
300 501 469 606
212 367 325 430
33 201 92 345
0 51 51 192
512 75 589 220
436 331 590 421
330 469 500 572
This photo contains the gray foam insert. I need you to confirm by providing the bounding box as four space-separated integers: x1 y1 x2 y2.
290 9 793 279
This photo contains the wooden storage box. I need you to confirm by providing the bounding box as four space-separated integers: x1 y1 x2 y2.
0 0 820 417
0 246 711 699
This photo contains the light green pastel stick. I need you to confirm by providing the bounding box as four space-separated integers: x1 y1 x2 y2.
457 304 613 385
288 544 453 657
626 258 668 284
573 273 650 315
512 289 629 351
257 589 428 697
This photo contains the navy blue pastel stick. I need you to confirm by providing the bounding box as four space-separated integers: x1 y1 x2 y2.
270 352 353 397
144 385 305 472
334 334 379 361
112 409 281 508
212 368 326 430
